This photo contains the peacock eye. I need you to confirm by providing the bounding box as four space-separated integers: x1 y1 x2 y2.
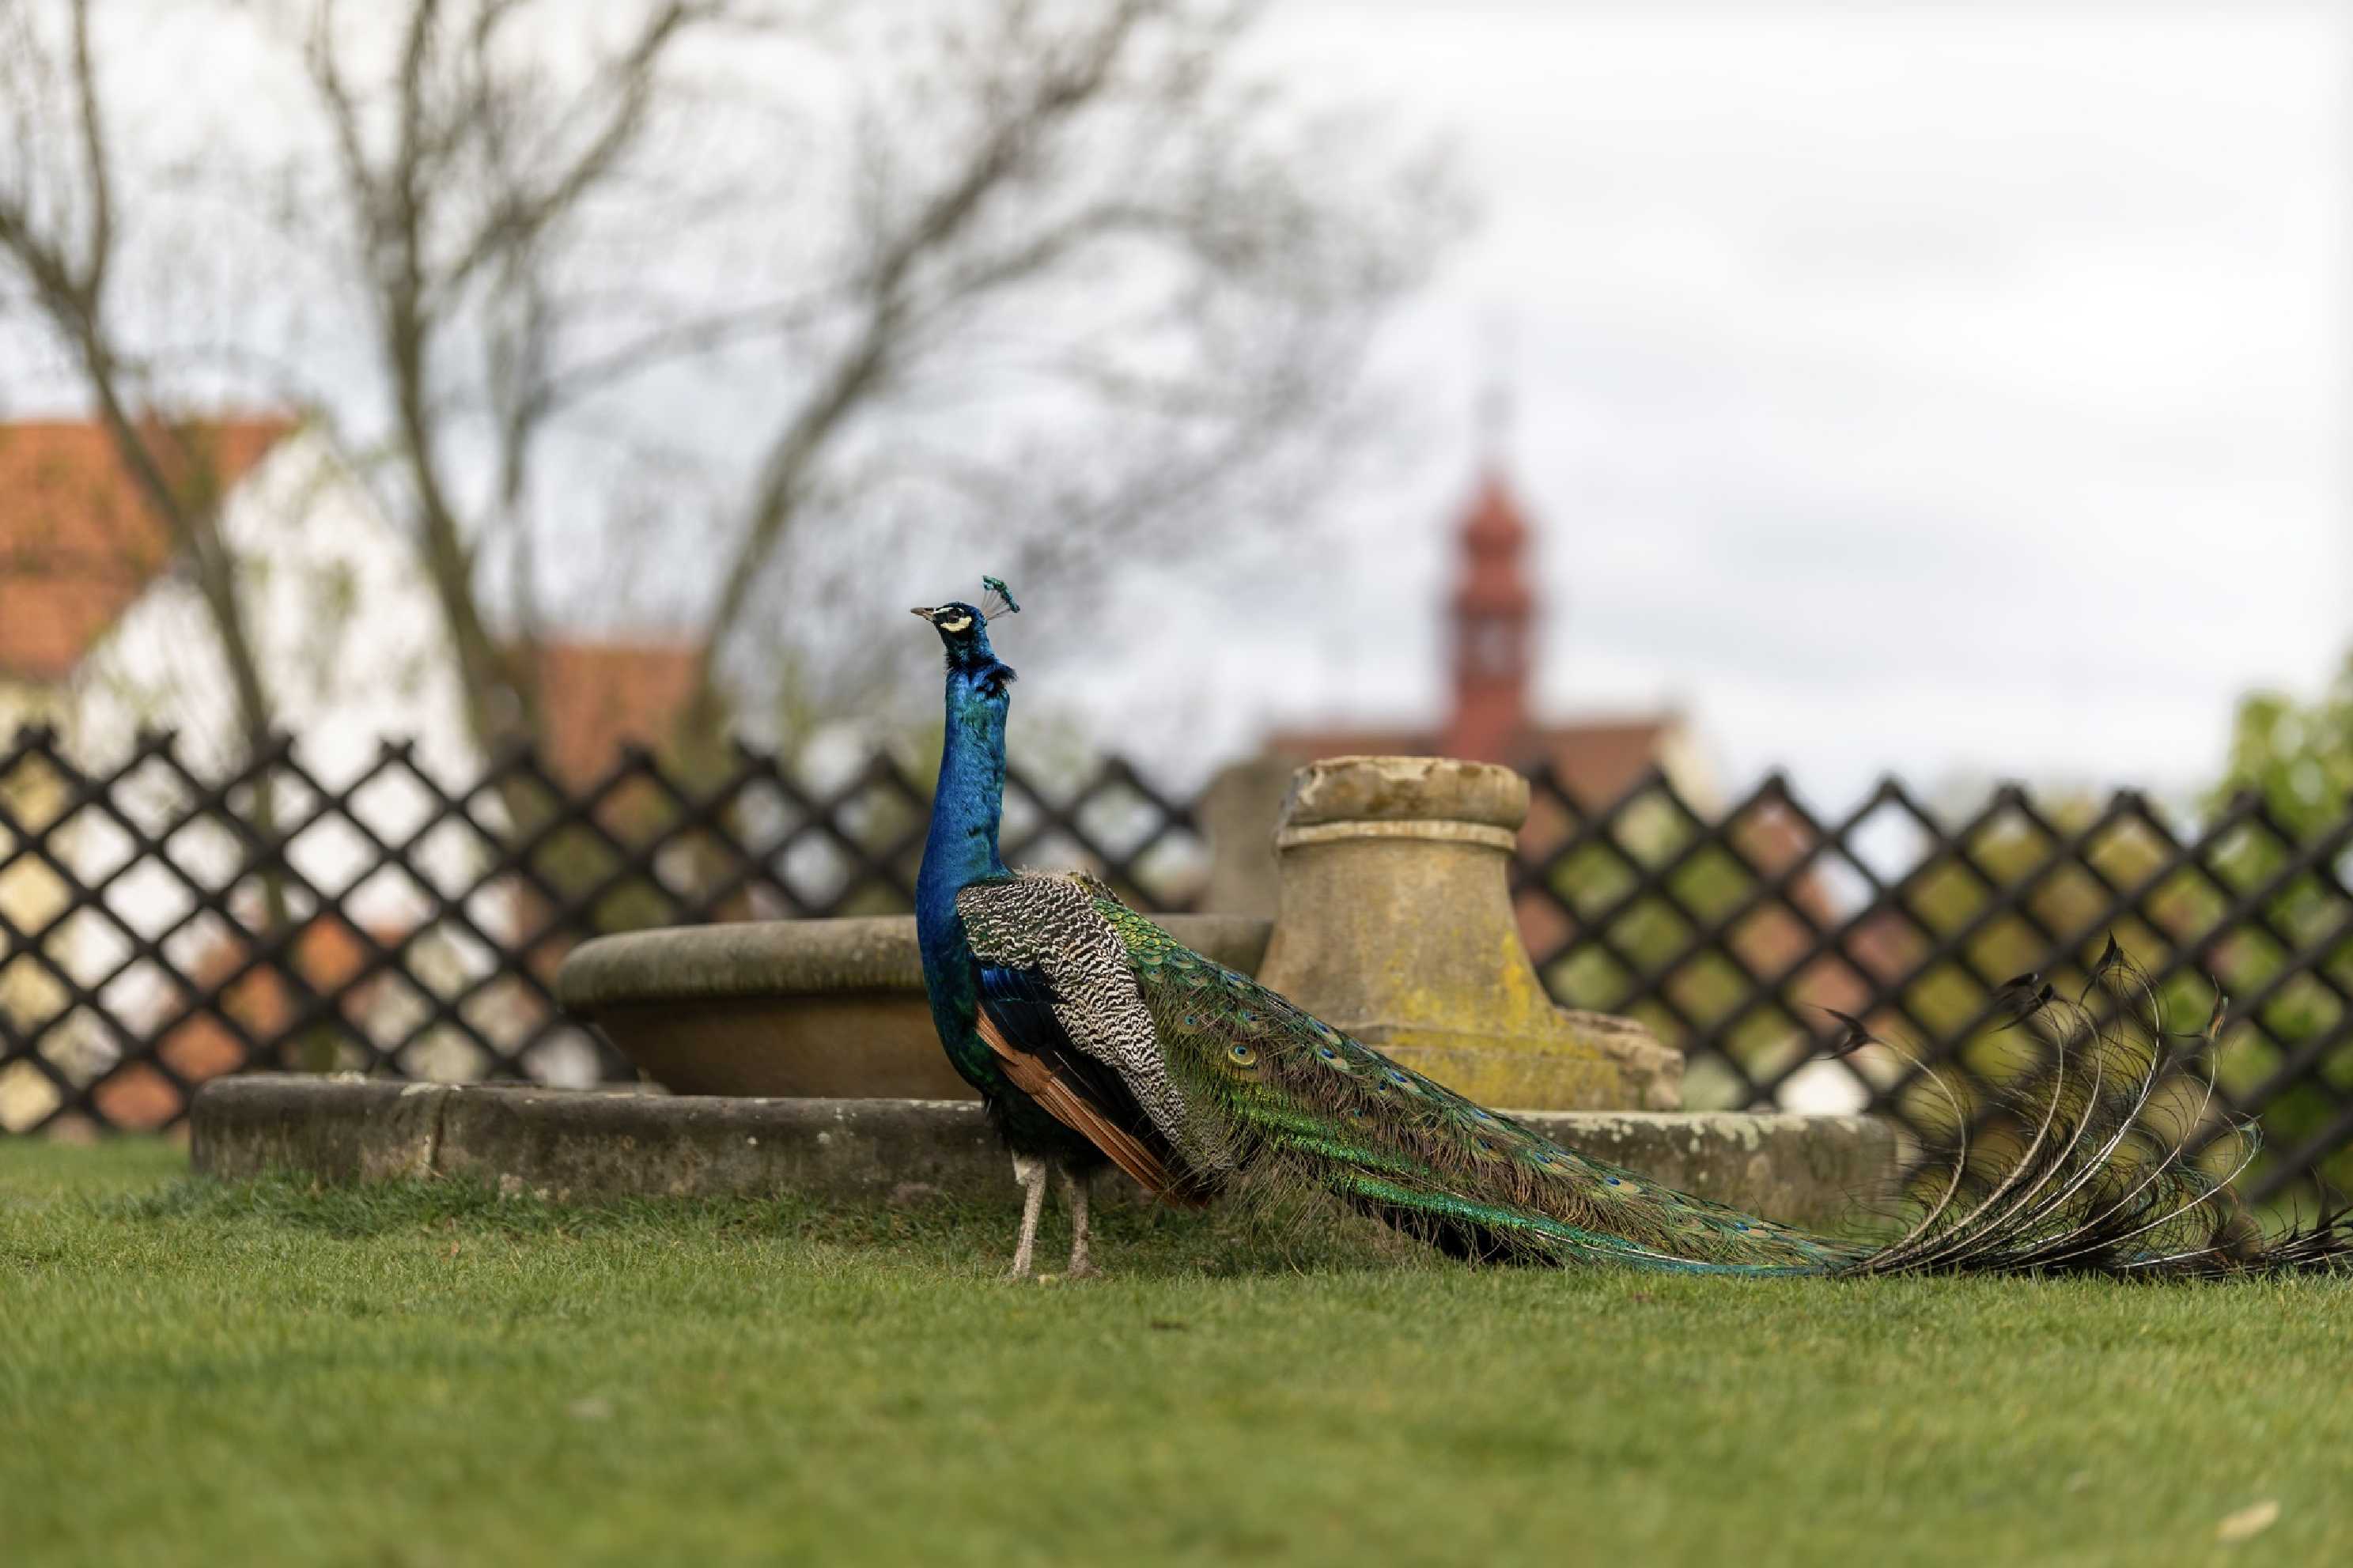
937 613 973 633
1227 1043 1257 1067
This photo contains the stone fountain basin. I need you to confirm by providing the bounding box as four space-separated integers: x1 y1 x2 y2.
555 914 1273 1099
189 1075 1893 1231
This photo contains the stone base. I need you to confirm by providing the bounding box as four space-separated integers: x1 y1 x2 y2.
190 1075 1897 1230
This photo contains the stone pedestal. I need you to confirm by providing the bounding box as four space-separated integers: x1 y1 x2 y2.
1253 755 1681 1111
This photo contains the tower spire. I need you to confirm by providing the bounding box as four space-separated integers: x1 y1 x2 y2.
1442 469 1536 764
1442 312 1537 763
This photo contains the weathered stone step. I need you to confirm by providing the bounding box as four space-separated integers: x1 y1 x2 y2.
189 1075 1895 1229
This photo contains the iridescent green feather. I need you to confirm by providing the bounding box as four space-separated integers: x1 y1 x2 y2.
1101 901 1859 1274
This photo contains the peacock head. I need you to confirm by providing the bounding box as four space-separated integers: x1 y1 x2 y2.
911 576 1020 677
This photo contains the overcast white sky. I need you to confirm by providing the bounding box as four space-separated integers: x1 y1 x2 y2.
1082 1 2353 807
9 2 2344 809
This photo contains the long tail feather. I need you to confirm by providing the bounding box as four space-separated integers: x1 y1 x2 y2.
1107 904 2353 1278
1835 950 2349 1278
963 877 2353 1279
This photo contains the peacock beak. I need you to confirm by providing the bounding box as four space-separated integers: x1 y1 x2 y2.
910 606 936 620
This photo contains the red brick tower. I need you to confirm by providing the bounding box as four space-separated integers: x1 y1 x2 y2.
1439 470 1537 762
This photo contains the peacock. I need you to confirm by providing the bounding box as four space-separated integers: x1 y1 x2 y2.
912 579 2352 1280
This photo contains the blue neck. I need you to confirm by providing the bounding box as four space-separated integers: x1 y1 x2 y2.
916 669 1011 929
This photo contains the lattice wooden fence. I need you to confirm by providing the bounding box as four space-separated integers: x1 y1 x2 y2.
0 727 1203 1132
3 726 2348 1207
1515 763 2353 1206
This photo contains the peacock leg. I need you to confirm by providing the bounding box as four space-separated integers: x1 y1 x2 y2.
1007 1153 1048 1279
1056 1163 1097 1279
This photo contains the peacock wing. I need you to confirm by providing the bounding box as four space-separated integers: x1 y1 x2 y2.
955 875 1209 1202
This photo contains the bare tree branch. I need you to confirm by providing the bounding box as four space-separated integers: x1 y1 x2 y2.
285 0 739 759
671 0 1455 756
683 0 1162 740
0 0 279 765
66 0 108 297
440 1 709 295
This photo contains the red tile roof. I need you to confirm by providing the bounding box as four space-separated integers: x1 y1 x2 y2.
529 638 701 785
0 418 294 683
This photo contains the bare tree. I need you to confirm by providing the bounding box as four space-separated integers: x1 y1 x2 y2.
270 0 1452 764
278 0 750 761
0 0 281 758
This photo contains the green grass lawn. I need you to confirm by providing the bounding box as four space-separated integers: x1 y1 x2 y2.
2 1139 2348 1568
